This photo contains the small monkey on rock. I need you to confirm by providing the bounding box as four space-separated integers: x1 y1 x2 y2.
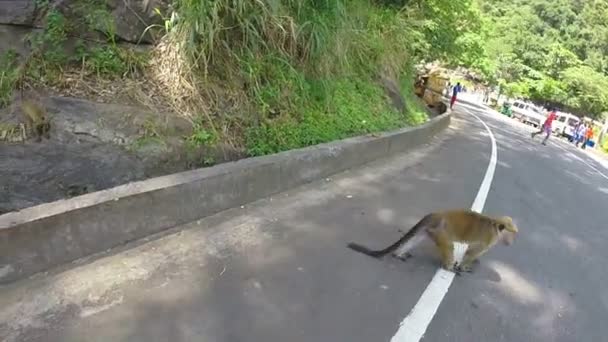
21 100 51 142
347 210 519 274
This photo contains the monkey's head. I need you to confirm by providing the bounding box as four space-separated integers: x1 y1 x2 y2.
497 216 518 246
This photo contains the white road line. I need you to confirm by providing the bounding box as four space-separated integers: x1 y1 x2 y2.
389 107 498 342
467 110 498 213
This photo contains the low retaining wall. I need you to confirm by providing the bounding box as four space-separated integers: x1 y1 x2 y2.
0 112 451 284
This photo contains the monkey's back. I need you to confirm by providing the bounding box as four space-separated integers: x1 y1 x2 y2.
441 210 501 244
21 101 46 122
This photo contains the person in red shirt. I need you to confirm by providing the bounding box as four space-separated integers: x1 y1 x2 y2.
531 108 557 145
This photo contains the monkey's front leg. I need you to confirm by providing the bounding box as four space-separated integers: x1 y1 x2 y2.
427 220 457 271
456 246 488 273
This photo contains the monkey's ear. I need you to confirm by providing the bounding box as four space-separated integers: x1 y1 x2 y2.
498 223 506 231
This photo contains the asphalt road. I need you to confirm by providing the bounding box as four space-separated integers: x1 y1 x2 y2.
2 99 608 342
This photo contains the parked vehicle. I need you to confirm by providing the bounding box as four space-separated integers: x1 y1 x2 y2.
511 100 545 127
552 112 580 139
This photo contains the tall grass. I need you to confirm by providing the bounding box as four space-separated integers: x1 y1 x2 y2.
150 0 430 155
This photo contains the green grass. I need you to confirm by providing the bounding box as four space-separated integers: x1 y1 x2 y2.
0 50 19 107
5 0 435 160
166 0 430 156
19 1 147 87
245 77 424 156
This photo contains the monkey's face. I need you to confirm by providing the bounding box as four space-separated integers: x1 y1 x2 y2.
498 217 518 246
501 230 517 245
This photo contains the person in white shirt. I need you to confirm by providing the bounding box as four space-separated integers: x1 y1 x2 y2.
574 123 587 147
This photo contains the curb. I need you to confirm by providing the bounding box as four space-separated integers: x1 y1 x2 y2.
0 112 451 284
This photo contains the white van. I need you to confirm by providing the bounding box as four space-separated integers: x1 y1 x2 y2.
511 100 546 127
553 112 580 139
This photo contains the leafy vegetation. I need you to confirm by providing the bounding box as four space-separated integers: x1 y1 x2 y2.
17 1 147 89
3 0 486 157
0 50 19 107
28 0 608 156
157 0 482 155
459 0 608 119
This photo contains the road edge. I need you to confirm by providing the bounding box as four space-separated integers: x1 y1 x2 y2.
0 112 451 284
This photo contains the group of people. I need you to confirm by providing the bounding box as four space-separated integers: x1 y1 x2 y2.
531 109 596 149
570 121 595 149
446 81 494 109
442 77 597 149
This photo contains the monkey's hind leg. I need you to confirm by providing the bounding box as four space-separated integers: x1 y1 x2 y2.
428 229 455 272
391 233 426 261
34 124 44 142
42 122 50 139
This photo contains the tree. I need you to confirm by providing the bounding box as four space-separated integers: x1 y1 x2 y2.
476 0 608 117
561 66 608 116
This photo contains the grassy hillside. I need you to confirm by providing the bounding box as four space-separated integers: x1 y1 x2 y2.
157 0 430 156
2 0 481 157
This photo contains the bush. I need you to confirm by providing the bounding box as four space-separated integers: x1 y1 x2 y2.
163 0 435 155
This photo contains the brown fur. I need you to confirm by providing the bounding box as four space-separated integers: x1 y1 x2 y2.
347 209 519 274
21 100 51 142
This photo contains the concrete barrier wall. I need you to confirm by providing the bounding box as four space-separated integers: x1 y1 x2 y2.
0 112 451 284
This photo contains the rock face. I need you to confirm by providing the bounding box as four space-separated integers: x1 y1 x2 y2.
106 0 170 43
0 25 35 56
0 1 38 56
0 1 247 214
0 95 194 214
0 0 170 45
0 1 38 25
0 1 242 215
0 139 147 213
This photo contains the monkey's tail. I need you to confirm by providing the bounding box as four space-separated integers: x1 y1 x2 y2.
347 214 432 258
346 242 388 258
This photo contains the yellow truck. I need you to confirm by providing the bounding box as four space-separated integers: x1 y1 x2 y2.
414 68 449 114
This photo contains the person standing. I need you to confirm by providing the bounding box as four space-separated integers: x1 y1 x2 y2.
450 82 462 109
582 124 594 149
531 108 557 145
571 121 583 143
575 122 587 147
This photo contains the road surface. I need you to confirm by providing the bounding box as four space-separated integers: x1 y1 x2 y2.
2 99 608 342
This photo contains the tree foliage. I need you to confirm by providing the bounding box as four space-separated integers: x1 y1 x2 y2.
163 0 484 154
475 0 608 117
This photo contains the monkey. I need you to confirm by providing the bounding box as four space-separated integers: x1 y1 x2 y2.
21 100 51 142
347 209 519 274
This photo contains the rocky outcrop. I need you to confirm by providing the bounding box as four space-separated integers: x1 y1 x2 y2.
0 1 38 25
0 0 170 46
106 0 170 43
0 95 195 214
0 25 35 56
